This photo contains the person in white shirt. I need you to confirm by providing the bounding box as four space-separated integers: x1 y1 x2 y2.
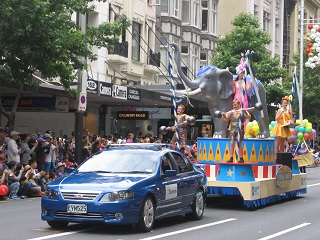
7 131 21 163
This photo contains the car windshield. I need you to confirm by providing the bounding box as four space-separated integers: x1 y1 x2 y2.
77 150 159 174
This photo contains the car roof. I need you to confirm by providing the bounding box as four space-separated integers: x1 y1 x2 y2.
103 143 173 152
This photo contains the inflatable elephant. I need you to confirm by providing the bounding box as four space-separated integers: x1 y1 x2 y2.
170 42 269 138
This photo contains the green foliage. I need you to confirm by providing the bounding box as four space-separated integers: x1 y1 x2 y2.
211 12 287 112
292 53 320 123
0 0 130 90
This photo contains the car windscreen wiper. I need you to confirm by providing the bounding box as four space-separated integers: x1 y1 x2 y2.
124 171 152 174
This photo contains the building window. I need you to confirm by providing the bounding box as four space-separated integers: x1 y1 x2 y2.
174 0 179 17
263 11 270 34
132 22 141 61
201 0 208 31
181 45 189 54
254 4 258 18
210 0 217 34
200 51 207 61
182 0 190 22
161 0 168 13
193 0 199 27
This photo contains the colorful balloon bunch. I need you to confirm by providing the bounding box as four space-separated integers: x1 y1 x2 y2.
269 118 317 143
245 120 260 138
305 24 320 68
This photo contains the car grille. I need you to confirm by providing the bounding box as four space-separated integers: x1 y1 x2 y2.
55 211 103 219
61 191 101 201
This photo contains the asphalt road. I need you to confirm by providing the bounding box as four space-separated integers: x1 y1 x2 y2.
1 167 320 240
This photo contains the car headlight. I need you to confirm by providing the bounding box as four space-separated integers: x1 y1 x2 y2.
44 188 58 199
100 190 134 202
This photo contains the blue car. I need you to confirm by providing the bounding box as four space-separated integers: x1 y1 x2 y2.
41 144 207 232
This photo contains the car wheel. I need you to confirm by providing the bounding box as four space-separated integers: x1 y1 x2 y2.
134 196 155 232
47 220 69 229
186 189 204 220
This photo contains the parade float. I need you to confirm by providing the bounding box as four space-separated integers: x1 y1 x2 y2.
166 36 314 207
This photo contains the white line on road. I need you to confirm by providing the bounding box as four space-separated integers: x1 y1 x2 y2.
307 182 320 187
257 223 311 240
26 226 100 240
138 218 237 240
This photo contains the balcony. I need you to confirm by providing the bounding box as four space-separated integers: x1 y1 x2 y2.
148 50 160 67
107 41 129 64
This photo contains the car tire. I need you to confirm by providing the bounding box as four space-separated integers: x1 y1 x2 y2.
186 189 204 220
47 220 69 229
134 196 155 232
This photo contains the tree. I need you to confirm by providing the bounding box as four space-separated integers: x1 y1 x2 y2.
211 12 288 121
0 0 130 131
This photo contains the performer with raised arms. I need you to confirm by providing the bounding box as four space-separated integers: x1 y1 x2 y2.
222 99 251 163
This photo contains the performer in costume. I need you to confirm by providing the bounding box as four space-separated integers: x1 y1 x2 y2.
166 104 190 148
222 99 251 163
233 58 253 109
271 96 293 153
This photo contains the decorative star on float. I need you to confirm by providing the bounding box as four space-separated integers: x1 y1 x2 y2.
240 170 246 176
227 169 233 177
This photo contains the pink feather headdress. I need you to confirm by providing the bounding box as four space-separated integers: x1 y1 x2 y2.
236 57 246 75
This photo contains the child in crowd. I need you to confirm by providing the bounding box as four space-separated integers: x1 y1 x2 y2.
28 172 44 197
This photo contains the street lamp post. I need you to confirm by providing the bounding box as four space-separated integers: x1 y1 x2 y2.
299 0 304 121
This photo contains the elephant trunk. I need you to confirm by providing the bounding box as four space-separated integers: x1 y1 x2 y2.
169 42 199 89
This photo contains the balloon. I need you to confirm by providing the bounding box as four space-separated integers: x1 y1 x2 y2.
307 123 312 127
0 184 8 196
294 126 300 131
247 123 253 130
269 125 273 131
306 126 312 132
311 129 317 136
290 129 298 135
303 120 308 127
304 133 311 139
270 135 276 139
297 132 303 138
147 125 152 131
291 135 298 141
299 127 306 133
247 135 253 139
213 110 222 118
249 130 254 136
271 121 276 127
296 120 301 125
252 125 259 132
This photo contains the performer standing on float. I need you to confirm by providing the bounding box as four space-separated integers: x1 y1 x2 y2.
233 58 253 109
167 104 190 148
222 99 251 163
271 96 293 153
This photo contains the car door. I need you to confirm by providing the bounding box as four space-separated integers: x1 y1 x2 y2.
156 153 183 217
169 152 199 208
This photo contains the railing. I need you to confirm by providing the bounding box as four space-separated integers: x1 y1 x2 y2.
148 50 160 67
109 41 128 58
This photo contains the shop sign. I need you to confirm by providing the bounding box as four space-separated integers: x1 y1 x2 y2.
127 87 141 102
159 95 172 102
55 97 69 112
86 79 99 94
112 85 127 100
1 97 56 110
136 108 171 119
117 111 149 120
100 82 112 97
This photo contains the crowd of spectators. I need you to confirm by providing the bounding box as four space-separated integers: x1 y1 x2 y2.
0 127 172 200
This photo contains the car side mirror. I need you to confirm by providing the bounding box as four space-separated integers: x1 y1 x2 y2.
165 170 177 177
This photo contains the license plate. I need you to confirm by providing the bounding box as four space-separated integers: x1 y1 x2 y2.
67 204 87 213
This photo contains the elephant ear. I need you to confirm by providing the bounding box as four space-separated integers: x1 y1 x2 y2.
218 69 233 99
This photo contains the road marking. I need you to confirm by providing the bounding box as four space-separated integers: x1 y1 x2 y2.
307 182 320 187
257 223 311 240
138 218 237 240
26 226 100 240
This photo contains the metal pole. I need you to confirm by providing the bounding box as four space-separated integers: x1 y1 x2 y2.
74 13 87 165
299 0 304 121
